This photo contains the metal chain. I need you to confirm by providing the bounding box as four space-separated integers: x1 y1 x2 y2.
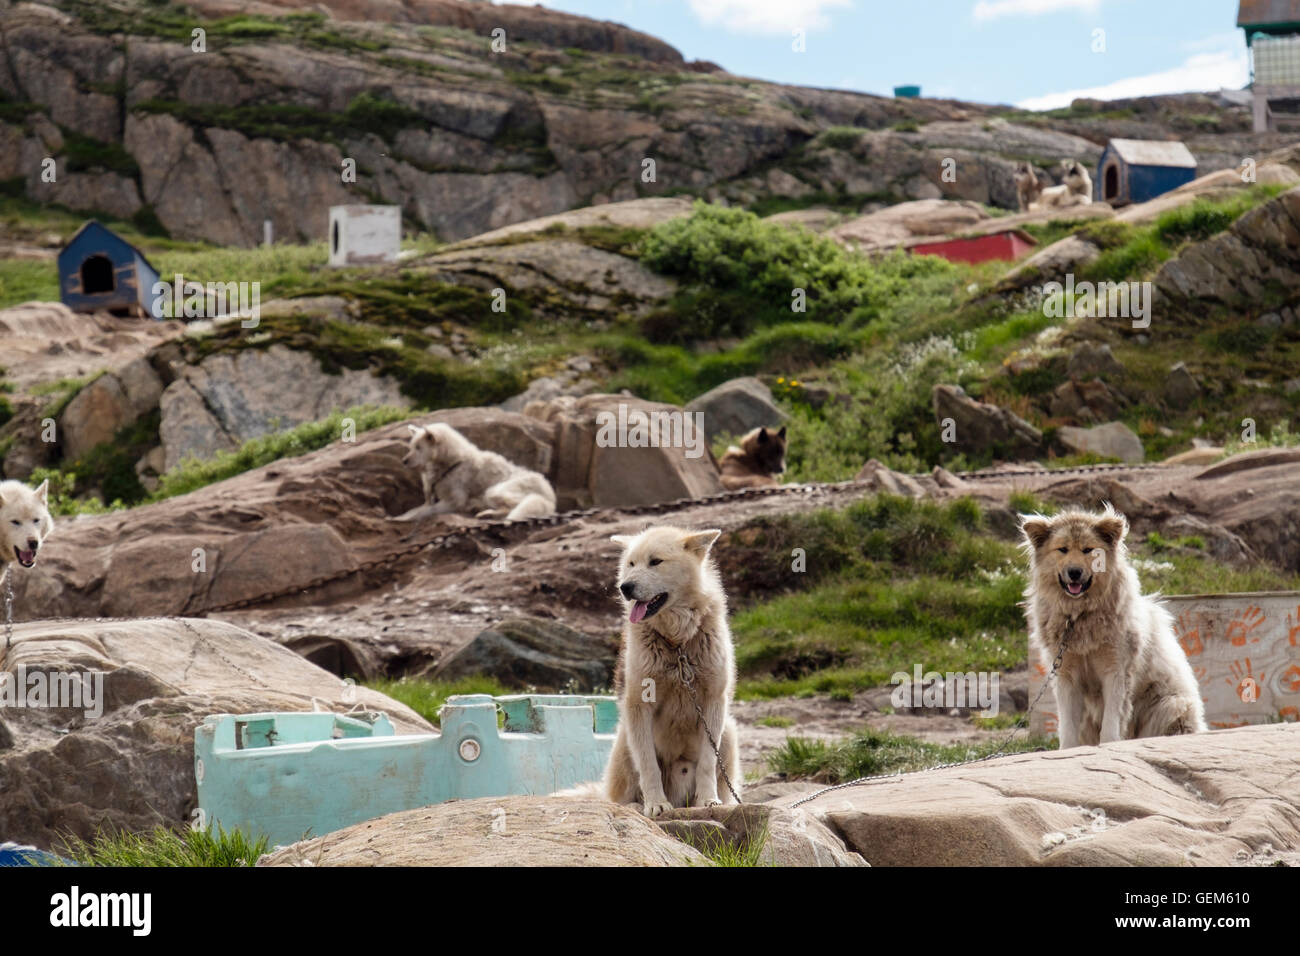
188 459 1157 618
788 618 1076 809
3 567 12 652
674 648 743 806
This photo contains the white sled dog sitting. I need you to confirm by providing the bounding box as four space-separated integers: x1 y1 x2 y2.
403 423 555 521
1020 504 1206 748
603 526 741 815
0 478 53 577
1029 159 1093 211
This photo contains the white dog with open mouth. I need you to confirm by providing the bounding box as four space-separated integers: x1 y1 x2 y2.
1020 504 1205 748
602 526 742 815
0 478 53 576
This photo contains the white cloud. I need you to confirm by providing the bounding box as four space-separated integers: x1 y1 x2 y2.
973 0 1100 21
1015 49 1249 111
686 0 852 35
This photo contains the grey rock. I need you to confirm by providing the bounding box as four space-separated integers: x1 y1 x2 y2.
433 616 619 692
158 345 408 471
1164 362 1202 405
685 377 787 443
932 384 1041 460
1056 421 1145 463
1067 342 1124 379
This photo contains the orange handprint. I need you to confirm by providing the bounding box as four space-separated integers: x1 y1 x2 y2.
1175 611 1204 657
1288 604 1300 647
1226 658 1265 703
1225 605 1265 647
1282 664 1300 694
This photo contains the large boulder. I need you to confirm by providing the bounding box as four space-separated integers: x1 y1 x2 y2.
432 616 618 691
159 345 409 471
0 617 432 850
1055 421 1144 463
1155 185 1300 305
258 797 705 866
526 394 725 510
931 384 1042 460
685 376 787 444
58 357 164 460
778 723 1300 866
11 409 557 621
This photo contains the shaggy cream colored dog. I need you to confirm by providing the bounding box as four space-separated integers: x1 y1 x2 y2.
1029 160 1094 211
403 423 555 521
0 478 52 573
1020 505 1206 748
603 526 741 815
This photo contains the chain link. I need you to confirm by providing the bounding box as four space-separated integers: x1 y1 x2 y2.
189 459 1154 618
673 648 743 805
3 567 12 652
788 619 1076 809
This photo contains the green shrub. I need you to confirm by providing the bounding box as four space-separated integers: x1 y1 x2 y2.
638 202 955 339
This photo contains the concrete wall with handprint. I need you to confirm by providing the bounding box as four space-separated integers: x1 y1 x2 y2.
1030 591 1300 739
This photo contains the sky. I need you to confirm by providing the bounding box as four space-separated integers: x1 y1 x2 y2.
524 0 1252 110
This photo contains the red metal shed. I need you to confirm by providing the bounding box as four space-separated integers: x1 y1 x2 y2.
910 229 1037 265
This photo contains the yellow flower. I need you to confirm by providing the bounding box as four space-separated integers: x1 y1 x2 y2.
791 380 801 387
776 377 785 383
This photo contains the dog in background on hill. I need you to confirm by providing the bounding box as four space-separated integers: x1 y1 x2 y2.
402 422 556 521
1029 159 1094 211
603 525 741 815
1014 162 1043 212
1019 504 1206 748
717 426 786 490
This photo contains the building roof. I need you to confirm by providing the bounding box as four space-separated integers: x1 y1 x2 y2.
1238 1 1300 27
1106 139 1198 169
58 220 159 274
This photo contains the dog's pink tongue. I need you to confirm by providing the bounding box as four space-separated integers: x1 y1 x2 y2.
17 549 34 564
1068 582 1083 594
629 601 649 623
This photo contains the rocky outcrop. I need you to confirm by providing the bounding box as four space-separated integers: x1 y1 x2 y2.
931 384 1042 460
525 393 725 510
258 796 707 866
432 616 619 691
256 794 866 866
0 617 432 849
684 377 786 444
158 345 409 471
1155 185 1300 306
58 358 163 460
780 723 1300 866
10 398 728 623
1055 421 1144 463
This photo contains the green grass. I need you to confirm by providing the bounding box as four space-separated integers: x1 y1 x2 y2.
767 727 1054 782
361 676 512 726
724 494 1300 701
154 404 411 501
56 824 268 867
757 715 795 728
679 820 772 867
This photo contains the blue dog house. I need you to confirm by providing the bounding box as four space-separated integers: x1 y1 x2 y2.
1095 139 1198 206
57 220 161 317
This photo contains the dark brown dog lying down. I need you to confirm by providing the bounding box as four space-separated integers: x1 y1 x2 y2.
717 426 786 490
